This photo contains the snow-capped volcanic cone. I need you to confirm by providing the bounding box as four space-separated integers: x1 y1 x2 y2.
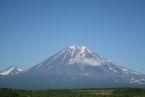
0 45 145 89
28 44 106 74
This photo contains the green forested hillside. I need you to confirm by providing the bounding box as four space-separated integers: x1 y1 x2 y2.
0 88 145 97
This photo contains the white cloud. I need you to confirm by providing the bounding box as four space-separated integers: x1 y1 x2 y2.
69 55 101 66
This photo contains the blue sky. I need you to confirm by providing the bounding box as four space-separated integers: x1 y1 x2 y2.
0 0 145 73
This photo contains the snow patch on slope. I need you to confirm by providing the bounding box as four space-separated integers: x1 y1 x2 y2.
0 66 23 76
0 67 15 75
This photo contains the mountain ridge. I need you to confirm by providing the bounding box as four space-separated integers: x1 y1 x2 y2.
0 66 23 76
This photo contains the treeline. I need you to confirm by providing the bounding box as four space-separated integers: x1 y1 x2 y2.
0 88 145 97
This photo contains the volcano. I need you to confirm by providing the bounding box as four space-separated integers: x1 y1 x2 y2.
0 45 145 89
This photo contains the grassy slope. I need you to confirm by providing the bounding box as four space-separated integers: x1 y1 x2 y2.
0 88 145 97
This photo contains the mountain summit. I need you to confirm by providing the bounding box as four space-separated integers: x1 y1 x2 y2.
29 44 105 74
0 66 23 76
0 45 145 89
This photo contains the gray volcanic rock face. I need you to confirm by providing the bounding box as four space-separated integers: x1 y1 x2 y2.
0 45 145 89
